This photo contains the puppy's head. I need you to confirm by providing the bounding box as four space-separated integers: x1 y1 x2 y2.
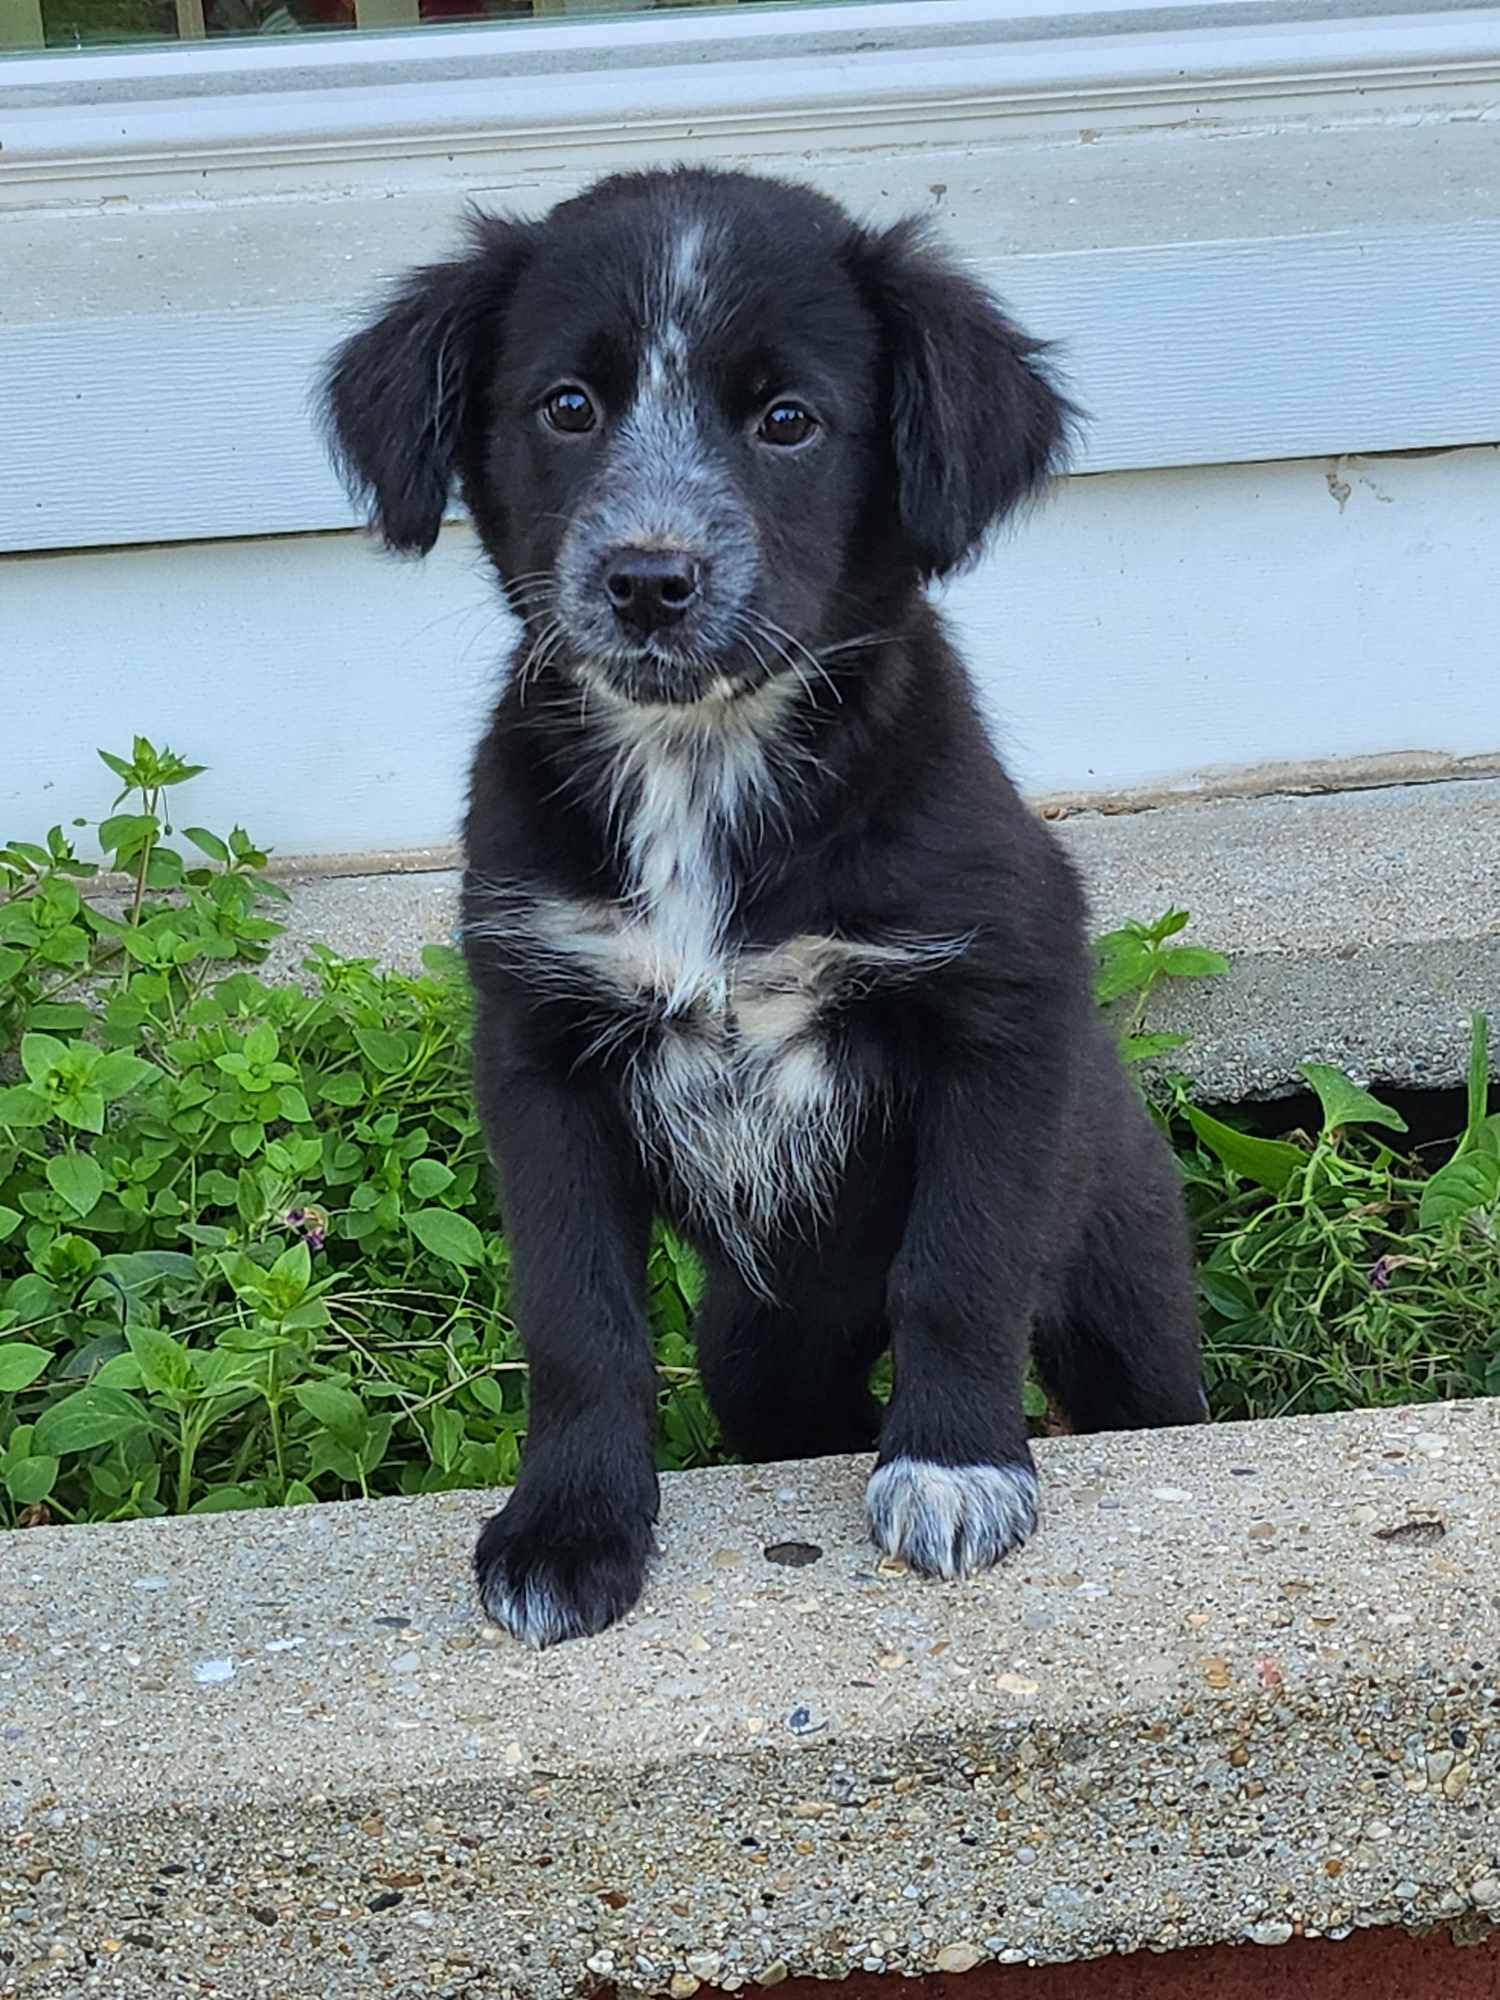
323 169 1072 707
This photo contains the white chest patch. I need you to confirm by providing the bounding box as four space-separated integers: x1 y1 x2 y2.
467 692 966 1287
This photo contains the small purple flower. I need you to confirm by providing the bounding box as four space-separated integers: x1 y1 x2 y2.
282 1203 328 1253
1369 1257 1393 1291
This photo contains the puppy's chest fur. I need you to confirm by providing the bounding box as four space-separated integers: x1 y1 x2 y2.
471 712 961 1282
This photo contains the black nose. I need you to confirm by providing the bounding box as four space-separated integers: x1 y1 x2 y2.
604 550 701 637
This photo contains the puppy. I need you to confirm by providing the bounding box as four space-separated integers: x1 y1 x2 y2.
322 166 1205 1647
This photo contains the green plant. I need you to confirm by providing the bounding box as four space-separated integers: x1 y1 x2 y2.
1418 1014 1500 1228
1173 1018 1498 1419
0 742 712 1527
1093 907 1228 1065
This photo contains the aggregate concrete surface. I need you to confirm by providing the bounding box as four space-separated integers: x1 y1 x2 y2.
5 1400 1500 1998
261 777 1500 1104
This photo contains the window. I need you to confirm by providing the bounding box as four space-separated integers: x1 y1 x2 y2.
4 0 733 54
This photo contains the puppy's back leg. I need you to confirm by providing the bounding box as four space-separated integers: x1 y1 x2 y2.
1035 1114 1207 1433
695 1260 886 1463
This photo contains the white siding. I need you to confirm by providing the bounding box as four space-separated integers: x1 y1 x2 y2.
4 448 1494 862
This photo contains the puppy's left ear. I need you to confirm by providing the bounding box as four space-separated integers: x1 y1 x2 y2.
855 217 1076 580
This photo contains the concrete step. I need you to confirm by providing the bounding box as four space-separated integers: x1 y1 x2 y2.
262 778 1500 1102
8 1401 1500 1995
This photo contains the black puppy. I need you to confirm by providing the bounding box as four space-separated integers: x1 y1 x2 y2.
323 166 1205 1647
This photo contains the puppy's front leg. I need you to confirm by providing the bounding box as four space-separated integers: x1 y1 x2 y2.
869 1060 1058 1579
472 1026 660 1647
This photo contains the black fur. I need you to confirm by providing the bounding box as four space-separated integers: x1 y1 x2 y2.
322 166 1204 1646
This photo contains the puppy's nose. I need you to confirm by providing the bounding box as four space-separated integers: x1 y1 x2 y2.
604 550 700 637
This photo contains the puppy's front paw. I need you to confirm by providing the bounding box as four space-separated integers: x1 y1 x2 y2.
866 1456 1039 1579
474 1508 653 1648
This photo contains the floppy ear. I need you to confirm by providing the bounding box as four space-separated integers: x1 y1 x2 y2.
320 217 531 556
856 217 1076 580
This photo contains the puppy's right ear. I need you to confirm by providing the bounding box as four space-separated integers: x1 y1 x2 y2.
320 218 531 556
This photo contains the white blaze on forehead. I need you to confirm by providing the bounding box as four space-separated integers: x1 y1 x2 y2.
665 221 710 329
643 220 712 397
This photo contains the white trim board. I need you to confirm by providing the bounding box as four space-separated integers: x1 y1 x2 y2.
4 448 1495 862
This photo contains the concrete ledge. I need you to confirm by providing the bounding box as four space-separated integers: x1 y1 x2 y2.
260 778 1500 1102
6 1401 1500 1997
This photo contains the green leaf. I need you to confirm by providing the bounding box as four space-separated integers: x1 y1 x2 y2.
144 848 185 891
1185 1105 1305 1194
46 1153 105 1218
1199 1269 1257 1322
37 926 90 972
408 1207 485 1268
1467 1013 1492 1148
1093 935 1154 1005
281 1297 331 1333
408 1159 455 1200
5 1455 59 1505
98 812 158 857
33 1385 149 1455
0 1085 50 1129
126 1324 197 1396
92 1353 144 1389
245 1023 278 1067
316 1071 365 1108
1159 945 1229 979
19 1032 70 1088
98 1249 200 1288
354 1027 411 1076
24 1003 92 1034
429 1404 463 1471
184 827 230 863
1299 1063 1408 1137
0 944 25 986
270 1240 311 1298
420 942 465 979
469 1375 505 1415
277 1085 312 1123
1419 1151 1500 1231
0 1344 52 1392
294 1379 369 1448
93 1051 158 1102
189 1485 261 1515
1119 1031 1188 1065
55 1088 106 1136
0 1206 22 1242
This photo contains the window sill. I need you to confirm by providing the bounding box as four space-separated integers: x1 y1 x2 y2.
4 0 1498 194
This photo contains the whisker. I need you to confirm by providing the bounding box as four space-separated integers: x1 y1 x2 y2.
748 612 845 707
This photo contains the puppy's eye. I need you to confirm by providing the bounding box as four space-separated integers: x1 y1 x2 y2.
757 402 818 448
542 386 598 435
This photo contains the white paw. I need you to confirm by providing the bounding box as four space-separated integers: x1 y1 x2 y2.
473 1515 651 1648
478 1571 577 1650
866 1457 1039 1579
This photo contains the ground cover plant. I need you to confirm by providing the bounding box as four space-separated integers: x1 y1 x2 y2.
1 744 1496 1527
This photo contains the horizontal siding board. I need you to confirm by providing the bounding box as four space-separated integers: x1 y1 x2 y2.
3 449 1495 858
6 224 1499 555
